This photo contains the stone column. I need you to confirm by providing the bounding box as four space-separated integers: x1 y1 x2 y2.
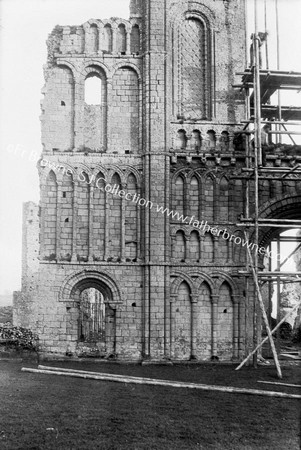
71 180 78 263
112 24 118 54
185 235 190 262
170 235 176 260
238 300 245 358
137 187 142 260
56 180 61 260
121 184 126 262
184 174 188 217
211 295 219 359
98 24 104 54
106 79 113 152
104 188 109 261
227 237 233 263
213 236 219 261
88 184 94 262
74 77 84 150
232 295 240 359
213 177 219 222
83 25 89 53
200 234 204 260
190 294 198 359
170 294 177 358
126 26 131 55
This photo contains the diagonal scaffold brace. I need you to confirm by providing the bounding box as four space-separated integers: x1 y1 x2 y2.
236 298 301 372
239 232 283 379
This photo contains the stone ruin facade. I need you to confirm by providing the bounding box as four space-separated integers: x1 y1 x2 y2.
15 0 301 361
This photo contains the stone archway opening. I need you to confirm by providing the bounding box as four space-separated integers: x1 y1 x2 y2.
257 199 301 353
79 288 108 342
261 228 301 352
70 278 117 358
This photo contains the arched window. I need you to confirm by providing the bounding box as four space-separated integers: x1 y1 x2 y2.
60 171 73 261
220 131 229 151
173 176 185 216
207 130 216 150
117 24 127 54
79 288 106 342
77 172 89 261
173 230 186 261
190 230 200 262
204 176 214 222
195 281 212 358
125 173 138 261
41 66 74 151
93 172 106 261
218 282 234 359
177 129 187 149
90 24 98 53
85 75 102 105
104 24 113 53
109 173 122 259
219 176 229 222
84 71 107 151
189 176 199 218
111 67 139 153
192 130 202 151
203 233 213 261
130 25 140 54
172 14 211 120
174 281 191 360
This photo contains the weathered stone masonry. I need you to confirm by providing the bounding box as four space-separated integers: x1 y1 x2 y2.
16 0 301 361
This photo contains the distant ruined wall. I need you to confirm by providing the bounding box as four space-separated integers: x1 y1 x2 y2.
13 202 39 327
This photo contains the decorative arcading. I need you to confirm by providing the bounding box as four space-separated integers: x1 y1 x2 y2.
172 127 234 153
56 19 142 57
39 165 141 263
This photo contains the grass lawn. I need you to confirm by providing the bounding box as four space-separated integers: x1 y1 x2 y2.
0 360 300 449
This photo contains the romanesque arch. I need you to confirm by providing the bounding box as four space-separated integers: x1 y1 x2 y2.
59 270 122 357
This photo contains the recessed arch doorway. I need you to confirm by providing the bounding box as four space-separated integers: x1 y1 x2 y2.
257 197 301 350
60 271 122 358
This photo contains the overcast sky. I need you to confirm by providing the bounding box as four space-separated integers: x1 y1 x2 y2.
0 0 301 297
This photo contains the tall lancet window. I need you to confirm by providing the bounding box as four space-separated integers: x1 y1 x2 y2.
172 14 211 120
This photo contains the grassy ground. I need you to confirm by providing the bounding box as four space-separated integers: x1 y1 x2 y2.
0 360 300 449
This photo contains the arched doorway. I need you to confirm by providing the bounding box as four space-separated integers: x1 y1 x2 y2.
72 281 116 358
260 228 301 352
78 288 115 356
59 271 122 358
258 197 301 353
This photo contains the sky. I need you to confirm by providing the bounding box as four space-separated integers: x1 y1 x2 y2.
0 0 301 298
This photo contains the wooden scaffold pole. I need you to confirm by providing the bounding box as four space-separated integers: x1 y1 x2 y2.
243 232 282 379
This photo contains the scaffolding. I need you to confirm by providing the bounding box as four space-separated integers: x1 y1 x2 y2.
234 1 301 378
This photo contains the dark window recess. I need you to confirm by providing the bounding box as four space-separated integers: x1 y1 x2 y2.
61 101 66 106
65 218 69 223
63 192 66 198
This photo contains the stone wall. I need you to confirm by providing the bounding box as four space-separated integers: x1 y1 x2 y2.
19 0 301 361
14 202 39 327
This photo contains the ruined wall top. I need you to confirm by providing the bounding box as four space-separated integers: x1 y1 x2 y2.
130 0 142 18
46 15 141 63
